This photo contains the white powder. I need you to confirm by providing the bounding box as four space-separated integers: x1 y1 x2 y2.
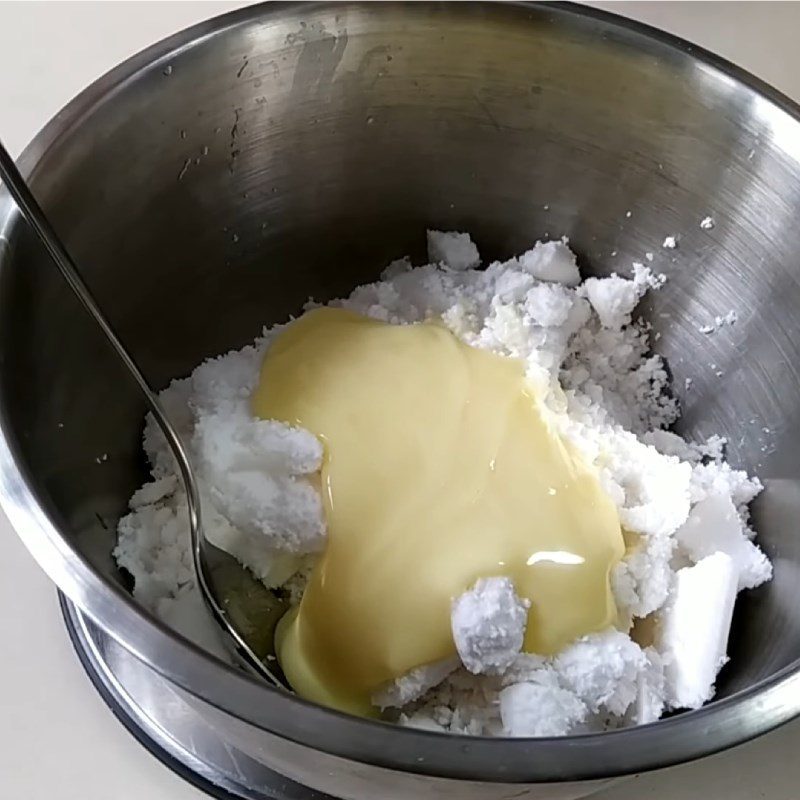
451 577 530 675
517 239 581 286
674 494 772 590
699 310 737 335
114 231 771 738
427 229 480 271
555 630 648 716
500 681 588 737
525 283 574 327
581 264 661 330
657 552 739 709
632 647 667 725
373 657 460 710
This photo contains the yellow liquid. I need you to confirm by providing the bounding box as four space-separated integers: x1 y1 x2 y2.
252 308 624 716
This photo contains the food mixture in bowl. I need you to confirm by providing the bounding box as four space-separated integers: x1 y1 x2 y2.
114 231 772 736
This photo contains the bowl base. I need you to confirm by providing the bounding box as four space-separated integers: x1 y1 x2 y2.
59 593 333 800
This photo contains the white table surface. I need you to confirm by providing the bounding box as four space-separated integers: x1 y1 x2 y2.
2 3 800 799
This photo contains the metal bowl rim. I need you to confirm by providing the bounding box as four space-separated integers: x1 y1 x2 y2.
2 0 799 783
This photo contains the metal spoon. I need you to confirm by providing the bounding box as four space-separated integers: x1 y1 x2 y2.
0 140 289 689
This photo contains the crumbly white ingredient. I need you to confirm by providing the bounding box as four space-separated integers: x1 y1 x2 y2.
700 216 715 230
427 229 480 271
555 630 647 716
524 283 574 327
500 681 588 737
451 577 530 675
130 475 177 508
115 490 194 610
156 582 231 662
662 235 678 249
581 265 660 330
699 310 737 335
518 240 581 286
194 411 325 554
372 657 460 710
632 647 667 725
674 494 772 590
400 628 649 736
115 231 771 739
656 552 739 709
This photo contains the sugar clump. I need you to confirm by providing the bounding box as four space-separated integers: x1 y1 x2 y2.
451 577 530 675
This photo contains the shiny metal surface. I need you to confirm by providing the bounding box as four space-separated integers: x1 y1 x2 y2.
0 137 286 690
63 596 613 800
61 596 331 800
2 1 800 796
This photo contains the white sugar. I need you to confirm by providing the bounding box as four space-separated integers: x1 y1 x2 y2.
373 657 459 710
632 647 666 725
451 577 529 675
674 494 772 590
427 229 480 271
657 552 739 709
500 681 588 736
555 630 647 716
699 310 737 335
116 230 770 738
517 239 581 286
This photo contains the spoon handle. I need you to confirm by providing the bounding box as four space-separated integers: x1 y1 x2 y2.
0 140 284 689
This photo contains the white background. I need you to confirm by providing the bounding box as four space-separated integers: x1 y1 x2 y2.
2 3 800 799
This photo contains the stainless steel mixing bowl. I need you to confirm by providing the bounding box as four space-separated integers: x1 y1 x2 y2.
4 2 800 798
